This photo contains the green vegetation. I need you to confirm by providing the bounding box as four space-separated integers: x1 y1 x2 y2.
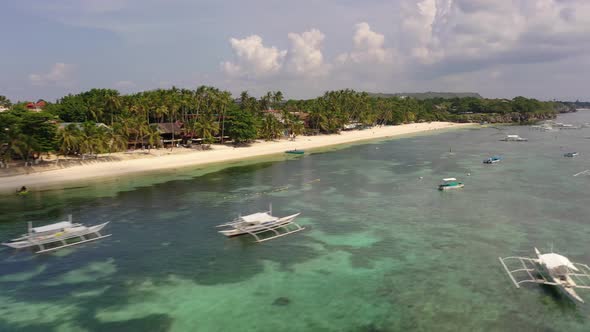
0 89 563 164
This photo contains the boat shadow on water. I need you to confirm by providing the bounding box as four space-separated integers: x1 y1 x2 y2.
538 283 582 311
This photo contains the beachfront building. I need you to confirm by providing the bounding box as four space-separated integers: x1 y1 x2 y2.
157 122 184 147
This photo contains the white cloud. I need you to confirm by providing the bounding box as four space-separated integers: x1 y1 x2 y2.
221 35 287 78
337 22 394 65
399 0 439 62
286 29 328 77
400 0 590 74
29 63 76 86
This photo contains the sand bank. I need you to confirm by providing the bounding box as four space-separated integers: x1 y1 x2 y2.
0 122 473 193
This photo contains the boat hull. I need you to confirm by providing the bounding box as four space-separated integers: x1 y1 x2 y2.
438 184 464 191
219 213 300 237
2 222 110 250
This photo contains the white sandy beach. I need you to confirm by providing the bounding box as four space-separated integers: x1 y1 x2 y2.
0 122 473 193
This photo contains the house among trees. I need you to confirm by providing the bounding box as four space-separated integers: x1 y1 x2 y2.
26 100 47 112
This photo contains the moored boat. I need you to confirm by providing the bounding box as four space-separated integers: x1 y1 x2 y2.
502 135 528 142
499 248 590 303
2 215 111 253
564 152 579 158
216 205 304 242
438 178 464 190
483 156 502 164
285 149 304 155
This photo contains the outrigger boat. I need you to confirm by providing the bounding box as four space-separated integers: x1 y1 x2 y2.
499 248 590 303
438 178 464 191
216 205 304 242
502 135 528 142
2 215 111 254
483 156 502 164
285 149 304 155
564 152 579 158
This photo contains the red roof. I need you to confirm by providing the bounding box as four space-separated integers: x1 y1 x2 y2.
26 101 46 109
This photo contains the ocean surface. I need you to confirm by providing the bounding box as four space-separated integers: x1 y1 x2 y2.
1 112 590 331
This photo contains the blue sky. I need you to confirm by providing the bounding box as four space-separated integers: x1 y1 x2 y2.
2 0 590 102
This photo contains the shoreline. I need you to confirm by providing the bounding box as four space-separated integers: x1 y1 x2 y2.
0 122 473 193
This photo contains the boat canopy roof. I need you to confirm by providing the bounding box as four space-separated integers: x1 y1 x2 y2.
241 212 277 223
32 222 73 233
442 178 457 181
506 135 519 138
540 253 579 271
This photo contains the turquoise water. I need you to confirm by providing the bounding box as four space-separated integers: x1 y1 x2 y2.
1 113 590 331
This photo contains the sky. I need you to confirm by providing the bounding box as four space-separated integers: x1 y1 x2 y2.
1 0 590 102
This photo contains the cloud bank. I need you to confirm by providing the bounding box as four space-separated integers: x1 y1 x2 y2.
218 0 590 99
4 0 590 101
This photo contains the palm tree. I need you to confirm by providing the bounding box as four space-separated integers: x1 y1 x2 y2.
79 122 98 158
260 91 272 110
218 90 232 143
145 124 161 151
260 114 282 140
272 91 284 109
93 126 110 154
155 105 168 124
105 93 122 125
107 123 129 153
57 124 81 159
192 116 219 145
0 95 11 108
5 126 39 165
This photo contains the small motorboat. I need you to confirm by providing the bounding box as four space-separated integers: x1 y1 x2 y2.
564 152 579 158
438 178 464 191
483 156 502 164
285 149 304 155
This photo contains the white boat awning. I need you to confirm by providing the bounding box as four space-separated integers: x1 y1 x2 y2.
241 212 277 223
32 222 72 233
540 253 579 271
443 178 457 181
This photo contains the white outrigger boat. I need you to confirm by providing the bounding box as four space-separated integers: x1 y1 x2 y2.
501 134 528 142
499 248 590 303
216 205 303 242
2 215 111 253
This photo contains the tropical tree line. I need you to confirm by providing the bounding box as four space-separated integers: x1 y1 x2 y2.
0 89 560 163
